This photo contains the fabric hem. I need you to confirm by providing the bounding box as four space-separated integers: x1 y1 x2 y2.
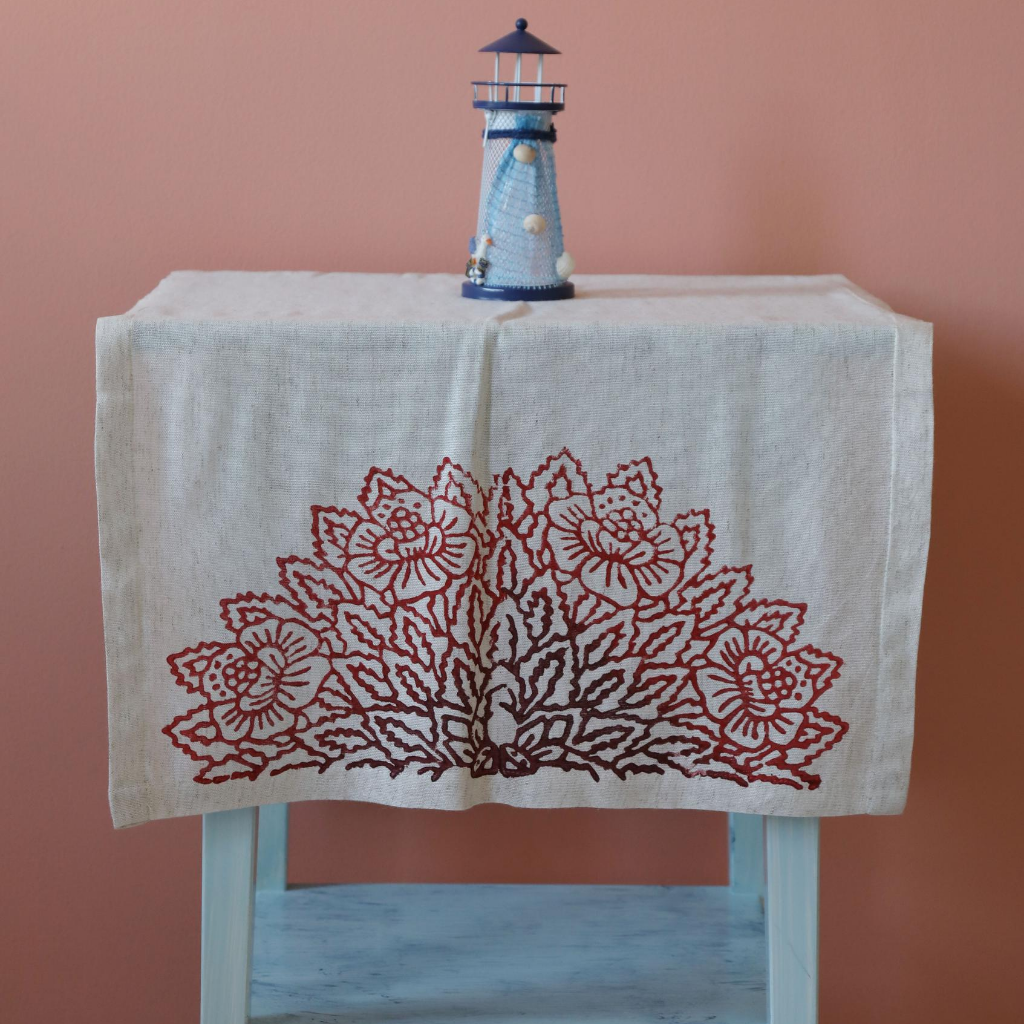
867 315 933 813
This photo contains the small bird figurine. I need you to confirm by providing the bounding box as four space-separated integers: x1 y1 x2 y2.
465 235 493 285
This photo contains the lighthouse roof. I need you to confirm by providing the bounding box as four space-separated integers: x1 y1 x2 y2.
479 18 561 55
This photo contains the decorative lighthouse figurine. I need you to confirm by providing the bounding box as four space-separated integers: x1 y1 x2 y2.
463 18 575 301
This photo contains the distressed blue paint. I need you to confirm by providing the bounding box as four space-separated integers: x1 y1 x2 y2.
251 883 768 1023
202 807 257 1024
766 816 819 1024
256 803 288 892
730 812 766 895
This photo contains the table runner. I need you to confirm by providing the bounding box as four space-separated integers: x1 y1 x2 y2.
96 273 932 828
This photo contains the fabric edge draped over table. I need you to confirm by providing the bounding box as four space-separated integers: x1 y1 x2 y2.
95 273 932 828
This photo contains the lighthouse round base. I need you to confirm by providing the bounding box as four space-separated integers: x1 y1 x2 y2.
462 281 575 302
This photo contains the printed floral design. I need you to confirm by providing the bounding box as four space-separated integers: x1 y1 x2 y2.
344 470 477 602
165 452 848 789
206 619 331 741
546 458 685 605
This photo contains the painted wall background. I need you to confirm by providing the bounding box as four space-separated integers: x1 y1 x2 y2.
2 1 1021 1021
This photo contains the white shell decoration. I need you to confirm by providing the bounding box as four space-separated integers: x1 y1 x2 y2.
512 144 537 164
523 213 547 235
556 251 576 280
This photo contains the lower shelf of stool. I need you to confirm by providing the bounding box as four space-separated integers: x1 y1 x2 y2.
250 883 767 1024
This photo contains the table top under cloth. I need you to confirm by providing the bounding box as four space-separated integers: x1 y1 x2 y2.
95 273 932 828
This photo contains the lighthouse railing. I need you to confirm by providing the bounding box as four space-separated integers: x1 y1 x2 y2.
472 82 567 106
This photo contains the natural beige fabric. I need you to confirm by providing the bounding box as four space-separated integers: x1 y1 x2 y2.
96 273 932 827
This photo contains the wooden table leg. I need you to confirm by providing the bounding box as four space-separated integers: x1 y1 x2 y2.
256 803 289 892
202 807 257 1024
728 812 765 895
766 815 819 1024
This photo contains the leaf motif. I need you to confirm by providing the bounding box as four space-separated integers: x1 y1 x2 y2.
516 717 551 752
485 467 531 534
564 589 617 628
743 756 813 790
388 656 436 709
311 506 361 567
573 718 647 758
784 707 849 768
613 666 693 719
656 675 705 717
164 706 231 761
632 613 696 663
358 467 417 513
196 757 264 784
606 457 662 510
485 596 526 668
371 712 435 759
518 573 569 644
219 593 304 633
499 745 536 777
302 691 354 720
778 645 844 700
488 532 535 599
443 575 472 630
526 449 589 508
677 567 752 626
278 556 359 620
734 600 806 643
578 663 640 710
520 644 573 708
329 607 389 659
391 606 448 674
645 732 715 762
439 714 476 766
449 656 485 711
576 611 633 669
267 745 328 776
472 744 497 775
673 509 715 585
431 459 485 515
299 713 376 759
416 591 446 635
689 757 750 785
167 643 230 693
463 582 490 653
333 656 395 708
631 734 745 784
362 586 393 615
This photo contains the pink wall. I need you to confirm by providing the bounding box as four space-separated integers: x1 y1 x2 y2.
2 1 1022 1020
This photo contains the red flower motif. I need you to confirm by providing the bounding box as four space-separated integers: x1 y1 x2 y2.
696 627 821 751
546 460 685 607
202 619 331 741
166 452 848 791
346 470 477 602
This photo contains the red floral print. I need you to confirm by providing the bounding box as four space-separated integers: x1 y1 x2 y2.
699 628 814 749
546 459 686 606
207 619 331 741
332 469 477 605
165 452 847 790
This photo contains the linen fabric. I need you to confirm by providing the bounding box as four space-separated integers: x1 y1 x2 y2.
96 272 932 828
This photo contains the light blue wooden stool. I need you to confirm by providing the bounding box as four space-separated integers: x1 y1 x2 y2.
201 805 818 1024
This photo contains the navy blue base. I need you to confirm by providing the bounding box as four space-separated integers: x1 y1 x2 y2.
462 281 575 302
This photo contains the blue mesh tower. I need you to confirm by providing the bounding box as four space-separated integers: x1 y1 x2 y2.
463 19 575 301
